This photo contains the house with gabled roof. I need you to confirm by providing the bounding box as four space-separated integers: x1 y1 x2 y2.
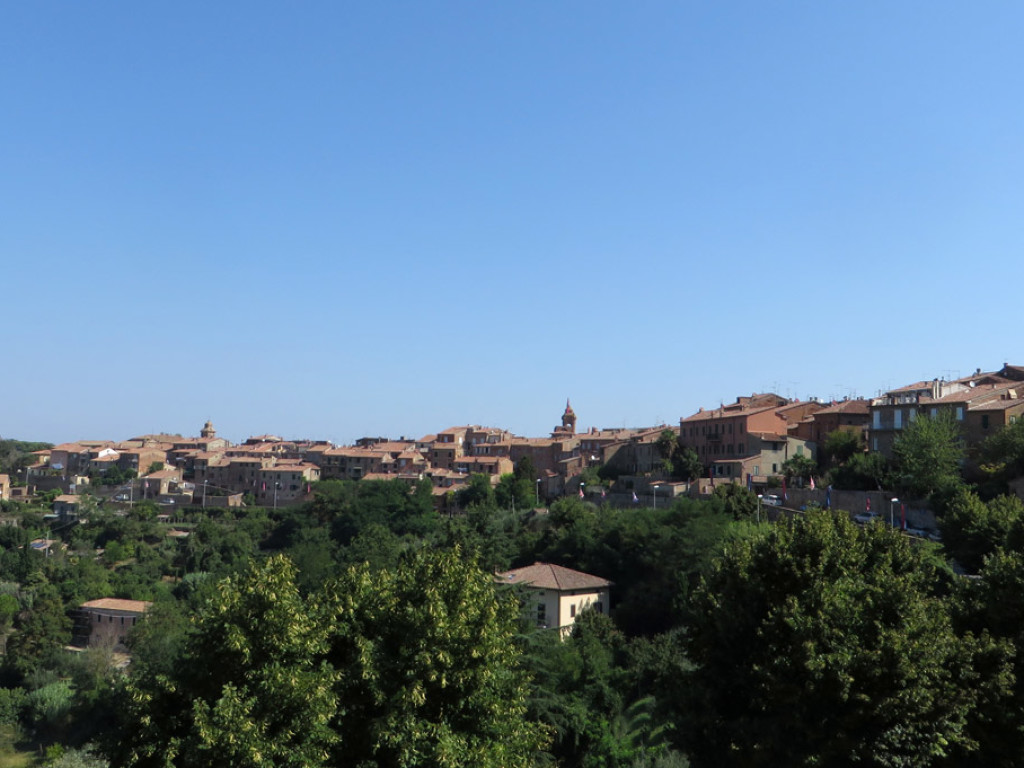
496 562 612 637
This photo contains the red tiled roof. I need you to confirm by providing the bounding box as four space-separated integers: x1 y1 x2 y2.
496 562 612 591
813 399 870 415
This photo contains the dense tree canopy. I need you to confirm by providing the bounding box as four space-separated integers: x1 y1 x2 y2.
892 411 966 502
684 509 981 768
107 549 548 768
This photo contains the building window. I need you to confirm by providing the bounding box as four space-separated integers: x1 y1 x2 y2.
956 407 964 421
894 409 902 429
873 412 881 429
570 604 576 618
982 415 990 429
537 603 546 625
595 602 603 614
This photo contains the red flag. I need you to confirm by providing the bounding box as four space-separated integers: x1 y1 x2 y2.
866 497 871 512
901 503 906 530
782 477 788 501
809 476 815 491
579 486 584 498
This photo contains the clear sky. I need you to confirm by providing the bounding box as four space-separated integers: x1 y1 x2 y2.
2 3 1022 445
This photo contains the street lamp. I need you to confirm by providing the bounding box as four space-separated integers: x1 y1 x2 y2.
652 484 659 510
890 497 899 528
203 480 208 509
535 478 541 505
274 481 281 509
757 494 763 524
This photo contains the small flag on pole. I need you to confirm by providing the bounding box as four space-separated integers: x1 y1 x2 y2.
866 497 871 513
746 473 752 492
826 484 832 508
632 491 639 504
809 476 815 491
782 477 788 502
579 486 584 499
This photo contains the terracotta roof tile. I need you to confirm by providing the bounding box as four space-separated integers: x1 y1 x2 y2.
495 562 612 591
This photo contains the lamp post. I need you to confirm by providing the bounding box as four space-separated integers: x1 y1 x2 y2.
274 481 281 510
890 497 899 528
535 478 541 505
757 494 763 524
652 484 659 510
203 480 208 509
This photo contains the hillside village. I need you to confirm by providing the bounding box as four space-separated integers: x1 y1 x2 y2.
7 362 1024 514
4 362 1024 766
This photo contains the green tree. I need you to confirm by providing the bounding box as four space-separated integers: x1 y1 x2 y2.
656 430 677 461
671 448 702 483
892 411 965 502
456 473 495 510
495 473 535 512
684 509 979 767
831 450 888 491
109 556 340 767
6 584 71 679
109 550 548 768
821 429 863 468
948 549 1024 767
781 454 816 483
940 489 1024 572
978 417 1024 490
710 483 756 521
325 548 548 767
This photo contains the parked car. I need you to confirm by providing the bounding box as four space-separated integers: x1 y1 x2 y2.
853 511 880 525
762 495 782 507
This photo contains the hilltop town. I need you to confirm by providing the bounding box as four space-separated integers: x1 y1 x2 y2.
2 362 1024 766
6 362 1024 513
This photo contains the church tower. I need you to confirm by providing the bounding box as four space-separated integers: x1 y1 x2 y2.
201 420 216 440
561 399 577 435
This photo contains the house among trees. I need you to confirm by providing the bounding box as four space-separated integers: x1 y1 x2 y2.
73 598 151 651
496 562 612 636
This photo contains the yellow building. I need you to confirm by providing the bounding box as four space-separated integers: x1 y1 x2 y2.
497 562 612 637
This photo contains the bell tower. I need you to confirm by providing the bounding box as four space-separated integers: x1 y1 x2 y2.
561 399 577 435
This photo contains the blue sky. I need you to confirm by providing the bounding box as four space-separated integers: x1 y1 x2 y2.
2 3 1022 445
